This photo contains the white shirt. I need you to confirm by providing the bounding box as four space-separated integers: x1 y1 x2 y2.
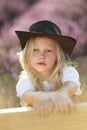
16 66 82 98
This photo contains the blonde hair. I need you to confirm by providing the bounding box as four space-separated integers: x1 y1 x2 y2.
17 37 77 91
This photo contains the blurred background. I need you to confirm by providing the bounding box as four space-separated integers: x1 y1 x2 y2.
0 0 87 108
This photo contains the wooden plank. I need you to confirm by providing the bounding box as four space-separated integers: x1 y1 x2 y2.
0 102 87 130
79 91 87 102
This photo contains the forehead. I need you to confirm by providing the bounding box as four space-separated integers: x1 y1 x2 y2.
34 36 57 48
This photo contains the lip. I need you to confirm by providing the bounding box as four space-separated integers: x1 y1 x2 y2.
37 62 46 65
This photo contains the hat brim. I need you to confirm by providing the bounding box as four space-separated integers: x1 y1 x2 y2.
15 31 76 55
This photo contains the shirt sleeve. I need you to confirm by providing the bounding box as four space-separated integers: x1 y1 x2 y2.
62 66 82 95
16 76 35 98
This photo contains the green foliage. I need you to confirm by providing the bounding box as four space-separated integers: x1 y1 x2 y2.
0 74 20 108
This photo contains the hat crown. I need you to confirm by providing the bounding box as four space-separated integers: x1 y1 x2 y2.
29 20 61 36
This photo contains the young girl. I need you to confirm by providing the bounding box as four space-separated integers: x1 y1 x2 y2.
15 20 82 116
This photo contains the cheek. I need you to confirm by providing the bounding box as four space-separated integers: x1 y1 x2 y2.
48 54 57 65
51 58 57 66
29 56 34 64
29 54 37 66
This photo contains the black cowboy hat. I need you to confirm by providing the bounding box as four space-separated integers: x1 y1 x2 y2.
15 20 76 55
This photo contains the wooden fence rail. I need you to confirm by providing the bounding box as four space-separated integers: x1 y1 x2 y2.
0 102 87 130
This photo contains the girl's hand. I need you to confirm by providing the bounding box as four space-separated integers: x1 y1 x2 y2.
33 98 54 116
33 92 75 116
50 92 75 114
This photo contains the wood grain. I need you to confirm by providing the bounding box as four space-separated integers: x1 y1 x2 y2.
0 102 87 130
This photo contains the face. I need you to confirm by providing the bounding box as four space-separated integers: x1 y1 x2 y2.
29 37 57 75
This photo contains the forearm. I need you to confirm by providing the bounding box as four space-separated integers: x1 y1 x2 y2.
58 81 78 98
22 90 50 106
21 90 64 106
21 87 76 115
21 81 77 106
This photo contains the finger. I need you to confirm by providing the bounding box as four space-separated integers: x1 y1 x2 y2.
61 101 72 114
41 100 53 116
68 100 76 112
54 100 64 113
34 100 53 117
62 99 76 114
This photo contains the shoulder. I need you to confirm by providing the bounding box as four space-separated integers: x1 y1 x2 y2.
62 66 80 85
62 66 82 95
16 74 35 97
62 66 79 77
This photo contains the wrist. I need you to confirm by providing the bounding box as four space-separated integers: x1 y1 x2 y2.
58 88 69 97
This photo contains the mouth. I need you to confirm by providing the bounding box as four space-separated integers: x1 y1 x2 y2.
37 62 46 65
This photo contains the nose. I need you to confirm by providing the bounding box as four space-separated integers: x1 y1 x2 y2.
40 55 44 59
39 52 45 59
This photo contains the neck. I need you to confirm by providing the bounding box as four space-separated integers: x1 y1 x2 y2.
38 71 51 81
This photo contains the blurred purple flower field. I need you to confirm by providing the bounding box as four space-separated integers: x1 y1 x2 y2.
0 0 87 108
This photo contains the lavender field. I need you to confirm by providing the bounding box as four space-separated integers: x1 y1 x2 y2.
0 0 87 108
